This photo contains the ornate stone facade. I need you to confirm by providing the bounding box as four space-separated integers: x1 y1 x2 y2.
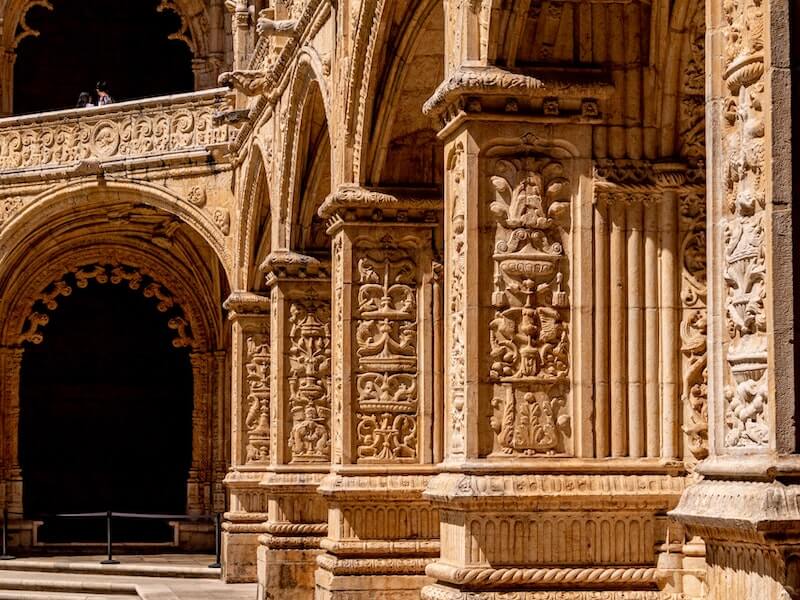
0 0 797 599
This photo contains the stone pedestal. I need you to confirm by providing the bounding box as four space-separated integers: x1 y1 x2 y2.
314 187 442 600
222 292 272 582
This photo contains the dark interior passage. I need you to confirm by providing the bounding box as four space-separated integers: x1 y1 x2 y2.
14 0 194 114
19 282 193 543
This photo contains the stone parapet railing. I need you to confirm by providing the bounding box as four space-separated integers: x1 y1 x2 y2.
0 88 234 174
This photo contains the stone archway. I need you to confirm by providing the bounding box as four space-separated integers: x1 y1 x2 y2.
1 255 226 547
0 186 231 549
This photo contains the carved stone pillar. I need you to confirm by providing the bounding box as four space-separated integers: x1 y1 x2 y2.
670 0 800 595
0 347 23 518
256 251 331 600
223 291 271 582
188 351 214 517
421 70 685 599
314 187 442 600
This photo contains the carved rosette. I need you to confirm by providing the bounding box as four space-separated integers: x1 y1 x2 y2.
244 334 270 463
287 300 332 463
720 0 769 449
354 244 419 462
680 193 708 461
487 156 571 456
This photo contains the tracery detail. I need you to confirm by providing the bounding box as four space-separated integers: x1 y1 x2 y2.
18 262 194 348
287 300 332 462
487 156 572 456
354 244 419 462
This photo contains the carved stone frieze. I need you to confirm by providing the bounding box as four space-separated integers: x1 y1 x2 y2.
487 156 571 457
0 90 232 172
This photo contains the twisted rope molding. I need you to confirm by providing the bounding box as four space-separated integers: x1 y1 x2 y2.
426 564 658 587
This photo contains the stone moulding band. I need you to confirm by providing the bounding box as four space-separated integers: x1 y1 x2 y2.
425 563 659 588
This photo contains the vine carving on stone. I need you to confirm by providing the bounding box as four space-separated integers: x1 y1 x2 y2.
680 193 708 460
245 334 271 463
720 0 769 448
354 244 419 462
487 156 571 456
448 143 467 456
287 300 332 463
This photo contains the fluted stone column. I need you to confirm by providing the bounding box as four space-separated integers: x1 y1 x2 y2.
670 0 800 595
314 186 442 600
223 291 271 582
256 251 331 600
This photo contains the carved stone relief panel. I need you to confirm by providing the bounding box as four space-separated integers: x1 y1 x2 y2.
446 142 467 458
719 0 768 448
244 333 271 463
485 155 572 457
679 192 708 461
287 299 331 463
354 244 420 463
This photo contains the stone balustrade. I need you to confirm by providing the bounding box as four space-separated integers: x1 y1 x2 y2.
0 88 234 174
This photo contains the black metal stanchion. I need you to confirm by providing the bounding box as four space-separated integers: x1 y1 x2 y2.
100 510 119 565
0 508 14 560
208 512 221 569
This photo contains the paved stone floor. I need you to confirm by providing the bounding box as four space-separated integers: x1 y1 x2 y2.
0 554 256 600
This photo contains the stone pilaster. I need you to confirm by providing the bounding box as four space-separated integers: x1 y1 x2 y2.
256 251 331 600
0 347 22 519
421 69 685 600
223 291 271 582
669 0 800 594
314 187 442 600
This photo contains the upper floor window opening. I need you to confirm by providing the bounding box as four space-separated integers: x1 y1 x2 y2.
12 0 202 115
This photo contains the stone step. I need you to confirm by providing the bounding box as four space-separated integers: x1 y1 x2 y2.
0 560 219 580
0 576 138 595
0 592 131 600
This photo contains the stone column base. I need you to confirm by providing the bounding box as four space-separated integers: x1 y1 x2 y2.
670 477 800 600
223 517 268 582
258 542 323 600
315 565 432 600
173 520 214 551
422 472 685 599
257 471 328 600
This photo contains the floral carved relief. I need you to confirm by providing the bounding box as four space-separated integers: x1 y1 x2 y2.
354 245 419 462
287 300 332 463
0 94 230 171
245 334 271 463
447 143 467 457
487 156 572 456
720 0 769 448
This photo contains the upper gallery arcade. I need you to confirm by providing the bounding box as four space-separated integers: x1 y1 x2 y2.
0 0 796 599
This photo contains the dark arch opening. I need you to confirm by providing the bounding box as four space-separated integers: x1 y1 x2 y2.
19 281 193 543
13 0 194 115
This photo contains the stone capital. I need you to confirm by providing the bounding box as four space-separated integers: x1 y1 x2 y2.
224 291 271 318
319 185 441 226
